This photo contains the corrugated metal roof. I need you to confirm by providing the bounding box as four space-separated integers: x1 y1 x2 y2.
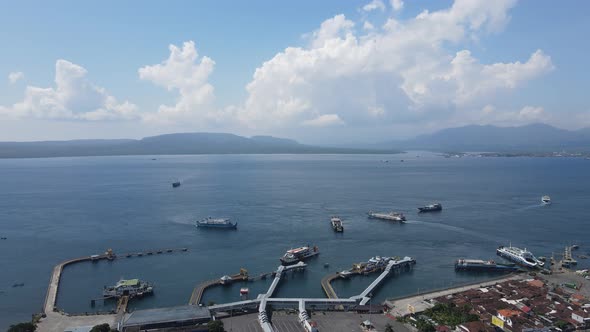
122 305 211 327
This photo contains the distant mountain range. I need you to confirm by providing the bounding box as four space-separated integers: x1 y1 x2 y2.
0 133 395 158
385 123 590 152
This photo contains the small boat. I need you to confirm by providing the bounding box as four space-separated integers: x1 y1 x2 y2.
367 211 406 222
196 217 238 229
240 288 249 296
330 216 344 232
418 203 442 213
172 180 181 188
542 195 551 205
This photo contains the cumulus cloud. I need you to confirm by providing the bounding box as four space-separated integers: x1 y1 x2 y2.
231 0 551 132
363 0 386 12
0 60 137 120
138 41 217 124
8 71 24 84
302 114 345 127
390 0 404 11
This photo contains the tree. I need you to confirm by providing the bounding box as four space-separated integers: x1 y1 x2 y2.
89 324 117 332
7 323 36 332
207 320 225 332
385 323 395 332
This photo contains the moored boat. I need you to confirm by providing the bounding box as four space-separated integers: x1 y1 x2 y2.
280 245 319 265
331 216 344 232
367 211 406 222
497 245 544 269
418 203 442 213
196 217 238 229
103 278 153 298
455 259 518 272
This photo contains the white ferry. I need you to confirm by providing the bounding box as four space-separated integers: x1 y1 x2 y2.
496 245 544 269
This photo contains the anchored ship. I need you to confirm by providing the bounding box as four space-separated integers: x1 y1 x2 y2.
418 203 442 213
497 245 544 269
103 278 153 298
196 217 238 229
542 195 551 205
331 217 344 232
280 245 319 265
455 259 518 272
367 211 406 222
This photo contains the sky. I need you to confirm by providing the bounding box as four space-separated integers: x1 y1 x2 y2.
1 0 589 143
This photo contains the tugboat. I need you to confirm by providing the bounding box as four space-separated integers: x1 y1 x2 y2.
172 180 181 188
331 216 344 232
418 203 442 213
367 211 406 222
541 195 551 205
196 217 238 229
280 245 319 265
103 279 153 298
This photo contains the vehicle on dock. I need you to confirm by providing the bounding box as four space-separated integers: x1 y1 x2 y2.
455 259 518 272
196 217 238 229
418 203 442 213
497 245 544 269
331 216 344 232
172 180 181 188
542 195 551 204
367 211 406 222
103 278 153 298
280 245 319 265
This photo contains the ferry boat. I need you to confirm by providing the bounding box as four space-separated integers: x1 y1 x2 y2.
280 245 319 265
455 259 518 272
542 195 551 205
418 203 442 213
496 245 544 269
331 217 344 232
103 278 153 298
367 211 406 222
172 180 181 188
196 217 237 229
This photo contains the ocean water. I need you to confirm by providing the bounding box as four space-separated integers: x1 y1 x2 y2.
0 153 589 328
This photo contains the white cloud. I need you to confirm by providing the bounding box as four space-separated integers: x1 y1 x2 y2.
363 0 386 12
232 0 551 133
390 0 404 11
363 21 375 30
138 41 217 124
8 71 24 84
302 114 345 127
0 60 137 120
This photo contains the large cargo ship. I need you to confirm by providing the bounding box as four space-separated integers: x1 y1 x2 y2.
496 245 544 269
455 259 518 272
103 278 153 298
196 217 237 229
280 245 319 265
367 211 406 222
331 217 344 232
418 203 442 213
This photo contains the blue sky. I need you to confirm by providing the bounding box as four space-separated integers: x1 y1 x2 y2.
1 0 589 143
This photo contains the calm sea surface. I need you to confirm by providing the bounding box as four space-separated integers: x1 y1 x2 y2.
1 153 589 328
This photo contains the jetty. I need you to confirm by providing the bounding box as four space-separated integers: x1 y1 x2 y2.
320 273 340 299
189 268 249 305
563 246 578 267
351 256 416 305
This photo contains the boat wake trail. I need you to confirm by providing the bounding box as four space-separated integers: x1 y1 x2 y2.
516 203 544 211
404 220 500 243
